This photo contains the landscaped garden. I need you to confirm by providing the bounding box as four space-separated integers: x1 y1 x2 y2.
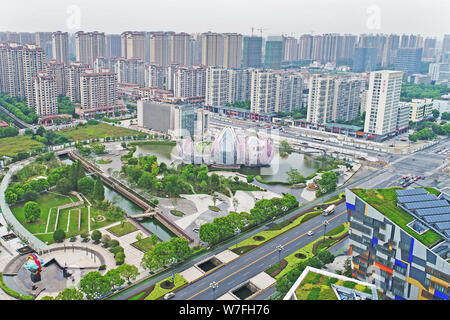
58 122 141 141
144 273 188 300
0 135 45 158
107 222 138 237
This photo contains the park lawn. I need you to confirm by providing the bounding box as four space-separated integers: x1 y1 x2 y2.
56 208 70 232
58 123 140 141
68 208 80 234
90 207 122 230
144 274 188 300
232 210 322 251
35 233 55 245
352 188 442 247
423 187 441 196
10 192 73 234
324 192 345 204
108 221 137 236
0 135 44 157
80 207 89 232
275 223 349 280
48 207 58 232
132 237 158 252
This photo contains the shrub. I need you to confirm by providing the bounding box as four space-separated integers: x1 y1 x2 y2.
108 239 120 248
152 199 159 205
70 236 77 242
91 230 102 243
101 234 111 247
115 252 125 265
98 265 106 271
111 246 124 255
53 229 66 243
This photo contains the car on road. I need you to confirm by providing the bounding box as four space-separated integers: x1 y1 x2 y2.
402 183 408 188
193 228 199 233
164 292 175 300
307 230 314 236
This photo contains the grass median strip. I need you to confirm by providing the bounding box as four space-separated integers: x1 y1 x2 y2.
144 274 188 300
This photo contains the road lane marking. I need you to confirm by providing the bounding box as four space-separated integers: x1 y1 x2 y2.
186 210 347 300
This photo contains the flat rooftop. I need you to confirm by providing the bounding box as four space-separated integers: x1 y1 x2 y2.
351 187 446 248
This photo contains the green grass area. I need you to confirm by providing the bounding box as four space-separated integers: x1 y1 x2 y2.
324 192 345 204
128 291 146 300
35 233 55 245
208 206 220 212
231 210 322 250
352 188 442 247
129 140 175 146
325 224 345 237
57 208 70 231
80 207 89 232
144 274 188 300
132 237 158 252
423 187 441 196
276 223 349 280
108 222 137 236
96 159 113 164
0 135 44 157
170 210 185 217
58 123 140 141
10 192 74 234
69 209 80 233
48 208 58 232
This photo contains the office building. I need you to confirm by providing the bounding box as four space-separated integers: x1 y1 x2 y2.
353 47 378 72
52 31 70 64
242 36 262 68
346 187 450 300
34 72 58 116
364 70 403 141
394 48 423 75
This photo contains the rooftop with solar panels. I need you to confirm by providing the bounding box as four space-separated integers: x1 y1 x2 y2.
351 187 450 260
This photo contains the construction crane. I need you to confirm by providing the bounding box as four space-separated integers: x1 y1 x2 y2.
257 28 267 37
251 27 255 36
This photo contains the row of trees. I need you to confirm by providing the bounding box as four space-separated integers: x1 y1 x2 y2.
0 126 18 139
199 194 299 246
42 264 139 300
0 93 38 124
409 122 450 142
140 237 192 273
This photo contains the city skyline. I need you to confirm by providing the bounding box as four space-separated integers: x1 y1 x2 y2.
1 0 449 38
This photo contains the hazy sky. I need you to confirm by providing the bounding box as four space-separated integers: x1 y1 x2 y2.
2 0 449 38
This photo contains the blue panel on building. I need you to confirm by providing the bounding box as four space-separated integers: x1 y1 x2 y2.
395 295 406 300
371 237 378 248
355 197 366 214
409 238 415 263
346 202 355 211
395 259 407 269
434 289 449 300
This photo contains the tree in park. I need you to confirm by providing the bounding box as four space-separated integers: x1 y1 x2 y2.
317 171 338 194
150 234 158 246
56 177 72 195
199 222 221 246
317 250 335 265
23 190 39 202
80 271 113 300
77 177 94 196
101 234 111 247
275 277 291 296
151 161 159 176
55 287 84 300
115 252 125 265
24 201 41 223
5 190 18 204
93 178 105 201
105 268 125 289
286 168 304 185
152 241 175 267
53 229 66 243
141 250 160 272
246 175 254 183
170 237 191 261
117 264 139 284
91 230 102 243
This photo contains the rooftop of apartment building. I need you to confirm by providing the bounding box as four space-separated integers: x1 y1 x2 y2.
350 187 450 250
283 266 378 300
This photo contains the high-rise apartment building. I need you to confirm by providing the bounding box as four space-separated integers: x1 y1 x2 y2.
80 69 117 109
75 31 106 67
0 42 25 98
298 34 313 60
145 64 166 89
333 78 363 122
35 32 53 61
201 32 224 67
116 58 146 86
353 47 378 72
223 33 242 68
306 75 336 125
428 63 450 84
148 32 170 67
169 32 191 66
173 65 206 99
381 34 400 68
67 62 89 103
22 43 45 108
242 36 262 68
94 56 118 73
121 31 146 61
364 70 403 140
52 31 70 64
34 72 58 116
46 59 67 96
264 36 284 69
205 66 230 106
283 37 298 62
105 34 121 57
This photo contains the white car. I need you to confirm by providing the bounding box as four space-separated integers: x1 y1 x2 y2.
164 292 175 300
307 230 314 236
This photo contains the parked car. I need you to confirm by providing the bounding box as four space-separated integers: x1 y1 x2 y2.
164 292 175 300
193 228 199 233
402 183 408 188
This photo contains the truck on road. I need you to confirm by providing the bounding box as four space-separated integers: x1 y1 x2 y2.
322 204 336 216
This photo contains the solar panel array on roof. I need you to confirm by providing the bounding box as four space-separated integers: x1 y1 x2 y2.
435 222 450 230
404 200 449 210
415 206 450 217
424 214 450 224
395 188 428 197
440 194 450 202
397 194 437 204
444 230 450 238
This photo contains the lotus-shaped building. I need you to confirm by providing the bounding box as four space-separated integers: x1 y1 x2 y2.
178 127 274 167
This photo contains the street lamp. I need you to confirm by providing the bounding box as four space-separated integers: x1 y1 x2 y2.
169 257 177 284
234 227 240 248
276 244 283 263
322 219 329 242
210 281 218 300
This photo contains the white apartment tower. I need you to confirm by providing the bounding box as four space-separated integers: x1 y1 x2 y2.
173 66 206 98
201 32 224 67
46 59 67 96
116 58 145 86
145 64 166 88
67 62 90 103
205 66 229 106
52 31 70 64
223 33 242 68
364 70 403 140
306 75 336 125
34 72 58 116
121 31 146 61
75 31 106 67
22 43 45 108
